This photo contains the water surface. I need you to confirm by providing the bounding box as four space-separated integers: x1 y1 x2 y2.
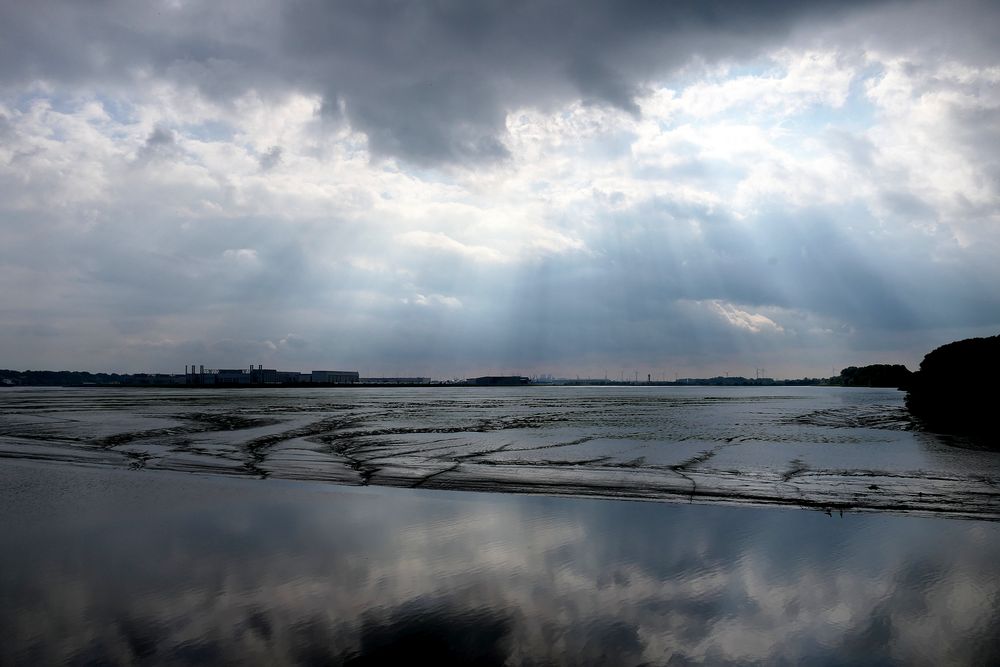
2 461 998 665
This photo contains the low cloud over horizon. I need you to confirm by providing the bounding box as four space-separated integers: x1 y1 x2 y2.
1 0 998 378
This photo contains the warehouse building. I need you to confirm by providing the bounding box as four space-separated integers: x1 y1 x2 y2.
185 365 359 385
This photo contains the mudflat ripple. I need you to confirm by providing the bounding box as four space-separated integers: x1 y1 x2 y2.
1 386 997 519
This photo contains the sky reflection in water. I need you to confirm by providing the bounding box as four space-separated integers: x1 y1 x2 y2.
2 462 998 665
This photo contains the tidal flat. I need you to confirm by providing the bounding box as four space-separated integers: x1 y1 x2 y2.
0 385 997 518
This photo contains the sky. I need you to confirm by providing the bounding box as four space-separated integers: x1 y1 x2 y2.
1 0 998 379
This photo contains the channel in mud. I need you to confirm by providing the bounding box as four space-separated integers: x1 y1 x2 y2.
1 386 997 519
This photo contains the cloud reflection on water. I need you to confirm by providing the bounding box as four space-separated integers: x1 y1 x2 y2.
1 463 998 665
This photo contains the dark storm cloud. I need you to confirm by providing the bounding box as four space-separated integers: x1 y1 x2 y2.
0 0 902 165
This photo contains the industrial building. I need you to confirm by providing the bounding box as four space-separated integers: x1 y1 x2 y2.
184 365 359 385
311 370 361 384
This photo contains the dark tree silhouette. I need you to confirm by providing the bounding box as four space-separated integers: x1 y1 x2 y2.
838 364 913 388
905 334 1000 439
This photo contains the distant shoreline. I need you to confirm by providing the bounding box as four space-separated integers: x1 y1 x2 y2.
22 381 891 389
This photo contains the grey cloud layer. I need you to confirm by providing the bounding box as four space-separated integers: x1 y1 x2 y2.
3 189 996 373
0 0 897 164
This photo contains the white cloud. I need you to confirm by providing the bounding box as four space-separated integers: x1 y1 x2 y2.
404 293 463 309
863 57 1000 246
396 231 507 264
668 50 856 119
222 248 258 262
704 300 786 335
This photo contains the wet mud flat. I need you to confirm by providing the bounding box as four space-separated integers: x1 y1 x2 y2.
1 385 998 519
2 461 999 665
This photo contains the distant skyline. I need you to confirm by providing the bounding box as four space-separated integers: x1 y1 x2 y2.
1 1 998 378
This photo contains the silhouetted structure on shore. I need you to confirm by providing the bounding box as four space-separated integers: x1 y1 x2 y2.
467 376 531 386
906 334 999 440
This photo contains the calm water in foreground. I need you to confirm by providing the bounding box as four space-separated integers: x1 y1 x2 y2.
2 460 999 665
